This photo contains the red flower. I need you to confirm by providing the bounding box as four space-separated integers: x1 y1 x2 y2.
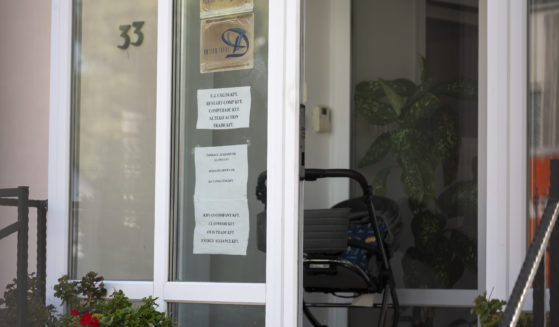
71 308 78 316
91 317 99 327
80 313 92 325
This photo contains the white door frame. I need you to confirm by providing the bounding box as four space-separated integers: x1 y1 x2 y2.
47 0 533 324
482 0 528 305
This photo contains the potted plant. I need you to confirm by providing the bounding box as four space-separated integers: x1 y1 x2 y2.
0 272 175 326
0 273 57 326
54 272 174 326
471 291 534 327
355 56 477 324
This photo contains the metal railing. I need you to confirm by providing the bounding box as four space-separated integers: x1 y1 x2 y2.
0 186 47 327
499 160 559 326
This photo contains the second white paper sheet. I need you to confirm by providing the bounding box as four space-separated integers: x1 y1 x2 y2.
193 144 249 255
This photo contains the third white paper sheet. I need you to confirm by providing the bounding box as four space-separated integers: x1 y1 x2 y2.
193 144 249 255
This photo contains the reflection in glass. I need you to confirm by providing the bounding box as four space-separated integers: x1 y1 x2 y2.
170 303 264 327
70 0 157 280
172 0 268 282
351 0 478 292
527 0 559 287
351 306 476 327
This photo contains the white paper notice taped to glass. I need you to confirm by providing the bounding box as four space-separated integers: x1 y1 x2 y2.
193 144 249 255
197 86 251 130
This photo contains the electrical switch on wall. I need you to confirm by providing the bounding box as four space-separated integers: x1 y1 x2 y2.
313 105 331 133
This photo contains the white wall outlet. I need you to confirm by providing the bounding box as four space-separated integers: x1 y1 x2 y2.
313 105 331 133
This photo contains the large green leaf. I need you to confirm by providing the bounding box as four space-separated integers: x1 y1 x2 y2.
418 55 427 82
433 106 460 185
406 77 435 106
401 247 433 288
354 79 416 125
372 168 391 196
448 256 465 287
433 77 477 99
437 180 478 218
451 230 477 273
391 128 424 203
411 210 445 250
391 128 424 156
358 132 391 168
391 128 436 203
401 92 441 126
355 95 398 125
355 80 384 99
442 154 459 186
356 79 416 99
400 158 434 204
430 236 455 288
379 78 405 116
387 78 416 98
400 162 424 203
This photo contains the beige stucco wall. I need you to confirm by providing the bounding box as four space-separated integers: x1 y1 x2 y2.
0 0 51 293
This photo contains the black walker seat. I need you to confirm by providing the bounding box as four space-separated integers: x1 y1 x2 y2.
256 169 401 327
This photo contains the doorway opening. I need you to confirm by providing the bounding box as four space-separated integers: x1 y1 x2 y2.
302 1 479 326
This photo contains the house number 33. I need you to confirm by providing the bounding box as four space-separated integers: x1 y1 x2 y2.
117 21 145 49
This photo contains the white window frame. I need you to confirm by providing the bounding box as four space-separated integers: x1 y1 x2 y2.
482 0 529 305
47 0 302 325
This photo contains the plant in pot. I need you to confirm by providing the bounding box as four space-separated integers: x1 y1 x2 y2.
355 56 477 325
54 272 174 326
0 273 57 327
0 272 175 326
471 291 535 327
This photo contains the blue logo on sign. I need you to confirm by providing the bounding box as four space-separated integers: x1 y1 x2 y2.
221 28 249 58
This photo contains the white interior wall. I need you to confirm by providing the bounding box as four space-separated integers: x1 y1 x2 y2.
304 0 351 210
303 1 351 326
0 0 51 294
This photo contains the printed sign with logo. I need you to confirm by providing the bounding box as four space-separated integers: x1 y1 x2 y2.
200 13 254 73
200 0 253 19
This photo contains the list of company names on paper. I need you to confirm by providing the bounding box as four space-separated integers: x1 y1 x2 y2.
193 144 249 255
196 86 251 130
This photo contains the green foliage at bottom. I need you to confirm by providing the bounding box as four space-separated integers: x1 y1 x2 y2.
0 273 57 327
471 291 534 327
0 272 175 327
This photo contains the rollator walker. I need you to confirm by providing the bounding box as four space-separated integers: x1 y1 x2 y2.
256 168 401 327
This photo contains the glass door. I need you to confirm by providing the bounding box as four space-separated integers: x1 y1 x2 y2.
157 0 303 326
348 1 478 325
169 0 268 324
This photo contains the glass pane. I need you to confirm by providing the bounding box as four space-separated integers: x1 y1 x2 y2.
172 0 268 282
351 0 478 289
527 0 559 286
70 0 157 280
170 303 264 327
349 306 475 327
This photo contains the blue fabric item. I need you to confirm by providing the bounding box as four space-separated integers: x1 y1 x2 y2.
340 222 387 274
